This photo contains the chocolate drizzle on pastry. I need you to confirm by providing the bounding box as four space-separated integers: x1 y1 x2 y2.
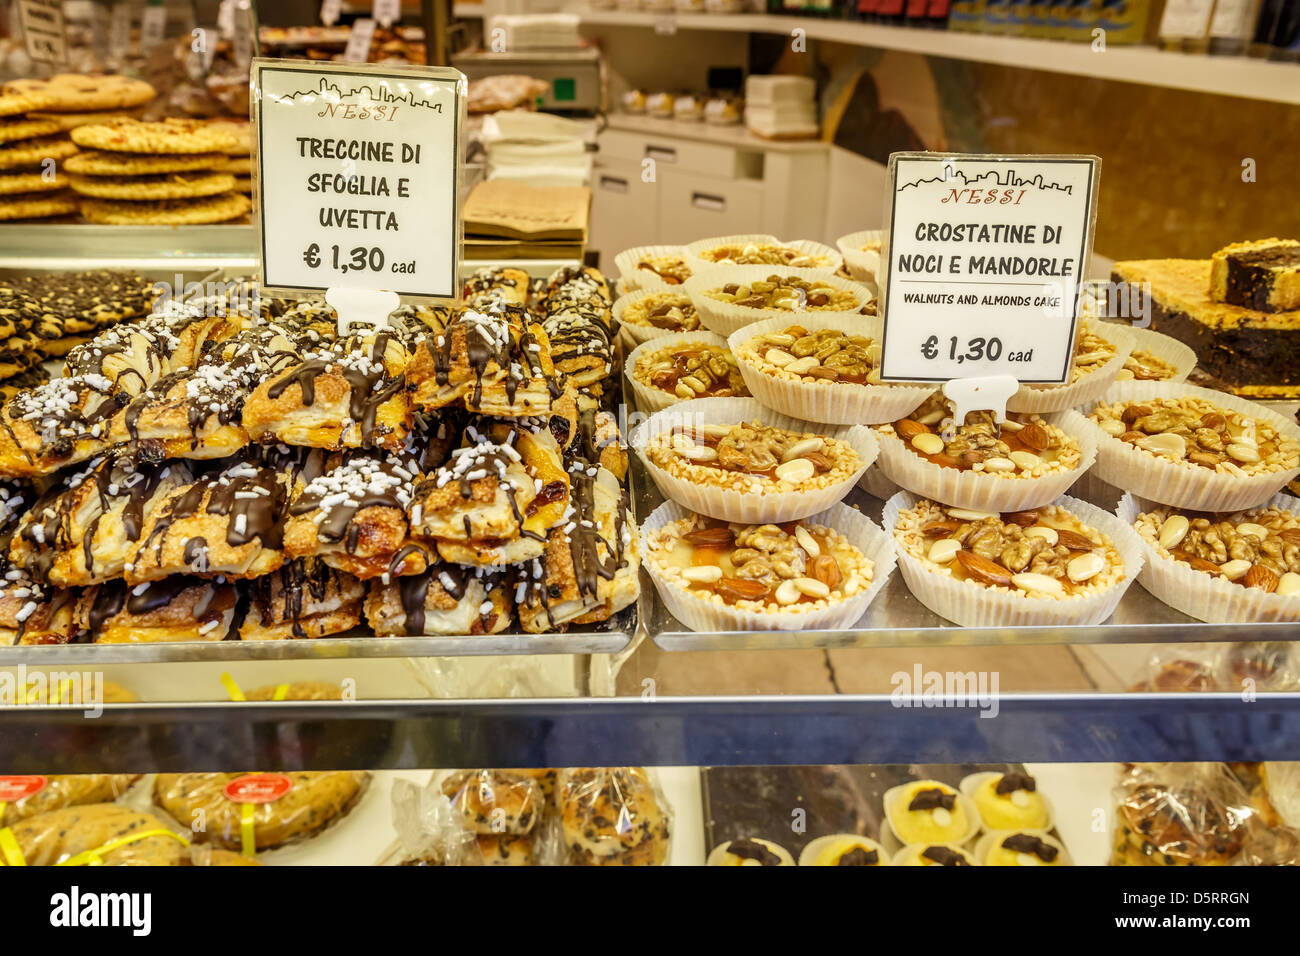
247 559 336 640
141 463 286 563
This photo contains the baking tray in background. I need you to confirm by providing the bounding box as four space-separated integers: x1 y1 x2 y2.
700 763 1071 865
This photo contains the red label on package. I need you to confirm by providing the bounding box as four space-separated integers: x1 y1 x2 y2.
223 773 292 804
0 775 47 801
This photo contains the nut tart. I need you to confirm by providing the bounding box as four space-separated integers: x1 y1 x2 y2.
75 575 240 642
126 460 290 583
684 234 840 273
707 837 795 867
408 423 568 567
363 561 513 635
975 830 1072 867
685 265 872 338
462 266 531 311
885 491 1144 628
640 499 894 632
283 455 428 579
8 455 192 586
613 288 702 346
1118 491 1300 623
559 768 670 866
631 397 878 523
729 314 933 425
515 464 640 633
1 806 187 867
798 834 892 866
614 244 692 292
960 771 1053 832
0 572 78 645
876 395 1094 513
626 331 748 414
1085 381 1300 511
834 229 885 290
1115 325 1195 383
240 558 365 640
892 843 977 866
1006 320 1134 413
242 330 411 454
884 779 979 846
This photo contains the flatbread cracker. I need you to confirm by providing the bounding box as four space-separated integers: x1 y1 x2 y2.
0 171 67 195
78 191 251 225
0 117 61 143
65 149 228 175
4 74 156 112
69 171 237 200
0 190 78 221
71 118 235 155
0 136 77 171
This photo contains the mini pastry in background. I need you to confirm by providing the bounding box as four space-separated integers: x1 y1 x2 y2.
964 771 1051 831
893 843 976 866
708 837 794 866
799 834 891 866
621 89 647 114
646 91 675 118
673 94 704 122
886 779 973 846
704 96 742 125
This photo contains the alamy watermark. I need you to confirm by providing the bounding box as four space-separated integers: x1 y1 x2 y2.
0 666 104 718
891 664 1000 718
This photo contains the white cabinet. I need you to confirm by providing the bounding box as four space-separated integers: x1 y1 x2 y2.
589 156 659 265
655 169 763 244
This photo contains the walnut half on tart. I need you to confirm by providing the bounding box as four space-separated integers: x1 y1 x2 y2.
632 342 748 403
636 254 691 287
643 514 873 613
881 395 1080 479
894 500 1125 598
620 291 700 334
696 242 834 270
643 421 862 494
1133 505 1300 594
1090 395 1300 476
1119 347 1180 382
736 324 878 385
704 275 860 313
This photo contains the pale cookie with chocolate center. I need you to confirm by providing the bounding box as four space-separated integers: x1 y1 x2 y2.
0 117 61 143
71 118 236 155
0 135 78 170
4 73 156 111
0 190 78 221
0 170 67 194
65 149 228 175
79 191 251 225
69 171 237 200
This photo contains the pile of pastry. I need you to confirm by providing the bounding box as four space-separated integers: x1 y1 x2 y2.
0 265 639 645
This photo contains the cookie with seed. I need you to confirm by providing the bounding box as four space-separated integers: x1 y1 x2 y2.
0 90 56 117
0 190 78 221
0 171 67 195
71 119 235 155
65 149 228 176
79 191 250 225
0 117 61 143
28 109 142 131
69 171 236 201
0 136 77 171
4 74 156 112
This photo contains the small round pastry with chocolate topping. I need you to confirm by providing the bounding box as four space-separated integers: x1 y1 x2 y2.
962 771 1053 831
976 830 1071 866
614 289 701 346
893 843 977 866
799 834 891 866
884 779 978 846
627 332 749 413
707 837 795 866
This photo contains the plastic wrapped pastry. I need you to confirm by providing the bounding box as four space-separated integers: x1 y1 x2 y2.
76 575 240 643
363 562 512 635
558 767 671 865
442 770 544 836
239 559 365 640
1110 763 1254 866
0 805 189 866
0 774 141 825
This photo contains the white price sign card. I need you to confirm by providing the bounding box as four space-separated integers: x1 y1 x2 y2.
252 60 466 299
17 0 67 63
878 152 1100 385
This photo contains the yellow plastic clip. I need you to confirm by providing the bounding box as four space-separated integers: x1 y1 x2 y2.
0 826 26 867
55 828 189 867
239 802 256 858
220 672 246 701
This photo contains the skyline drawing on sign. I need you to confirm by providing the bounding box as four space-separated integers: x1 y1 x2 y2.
896 166 1076 197
267 76 445 112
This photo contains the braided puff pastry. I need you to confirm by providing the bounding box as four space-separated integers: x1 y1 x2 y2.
77 575 240 643
0 575 78 645
559 767 670 866
0 805 187 866
462 266 532 311
0 374 125 476
239 559 364 641
8 456 191 586
362 563 512 636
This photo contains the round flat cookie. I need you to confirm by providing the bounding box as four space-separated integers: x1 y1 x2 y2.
222 156 251 175
71 118 235 155
79 191 251 225
69 171 237 200
206 119 251 156
65 149 227 176
233 175 252 194
0 117 62 143
0 171 67 195
0 90 56 117
28 109 143 131
0 135 77 171
4 74 157 112
36 330 92 357
0 365 50 401
0 287 59 341
0 190 78 221
0 351 40 379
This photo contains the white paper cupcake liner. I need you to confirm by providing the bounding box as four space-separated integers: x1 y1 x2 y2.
883 490 1145 627
1007 322 1135 413
728 313 934 425
973 829 1073 867
613 244 689 293
1109 323 1197 384
798 835 892 866
835 229 885 291
1117 490 1300 623
685 264 872 338
630 397 879 522
683 234 842 276
859 467 900 501
625 330 730 415
959 772 1056 834
876 409 1096 512
882 783 981 849
1083 380 1300 511
640 498 897 632
612 288 702 348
